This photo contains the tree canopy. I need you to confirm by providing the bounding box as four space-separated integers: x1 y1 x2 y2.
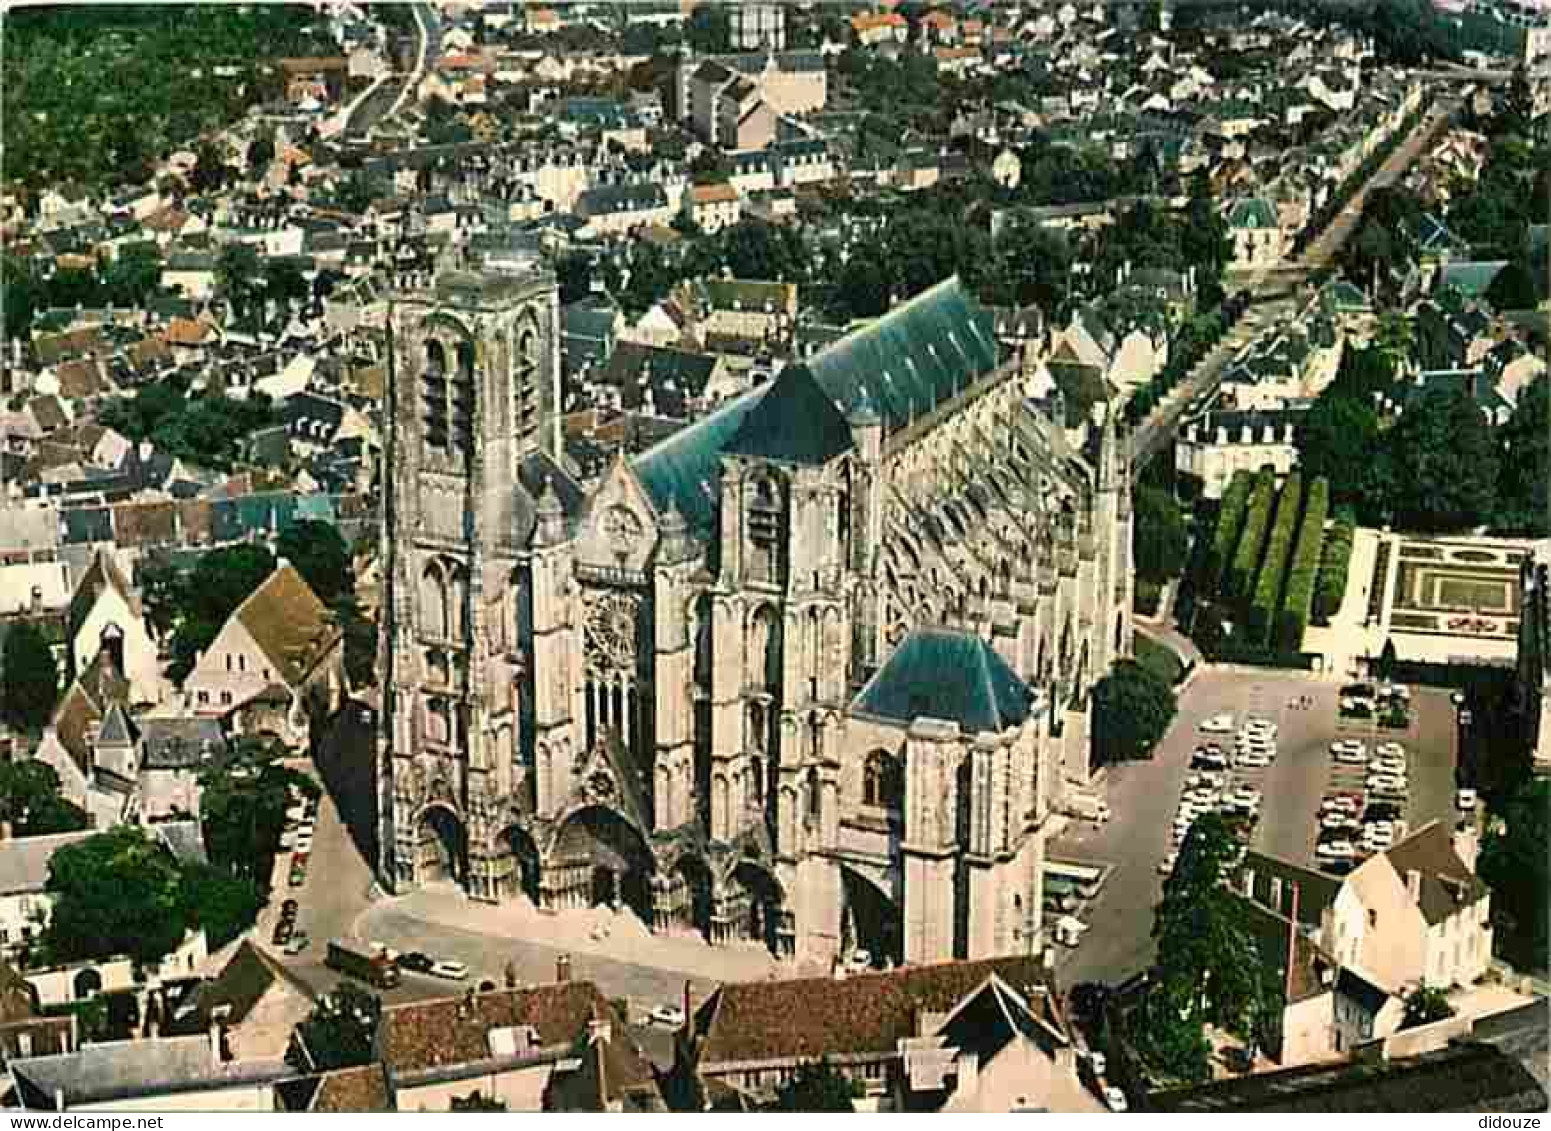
1495 376 1549 536
1134 486 1190 585
277 520 353 606
1 622 59 732
0 761 87 837
1385 386 1499 534
158 544 277 684
1092 659 1177 764
45 826 188 964
1479 778 1549 971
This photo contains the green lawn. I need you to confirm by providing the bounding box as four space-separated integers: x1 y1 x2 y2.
1136 634 1184 686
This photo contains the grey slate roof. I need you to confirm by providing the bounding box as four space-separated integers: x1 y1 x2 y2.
803 277 999 435
632 384 767 534
851 627 1033 734
725 363 853 466
9 1035 291 1109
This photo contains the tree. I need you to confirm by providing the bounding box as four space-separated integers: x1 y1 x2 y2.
1147 815 1277 1056
772 1057 861 1112
556 252 594 304
1478 778 1549 970
0 760 86 836
291 983 381 1072
277 520 353 605
1132 976 1212 1083
248 129 275 175
685 3 729 51
200 742 314 885
837 254 891 319
103 242 163 307
178 863 261 950
1385 386 1499 533
137 553 188 641
1295 391 1382 511
1495 376 1549 536
44 827 187 964
1134 486 1189 584
1 622 59 731
189 138 228 194
1484 259 1540 312
1401 985 1456 1030
336 171 375 215
217 243 264 331
1092 660 1177 764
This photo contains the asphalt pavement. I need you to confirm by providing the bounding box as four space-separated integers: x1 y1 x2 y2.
1053 670 1459 988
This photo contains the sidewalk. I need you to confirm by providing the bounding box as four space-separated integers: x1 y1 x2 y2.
377 886 786 985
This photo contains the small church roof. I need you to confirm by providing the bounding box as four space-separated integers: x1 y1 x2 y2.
851 628 1033 733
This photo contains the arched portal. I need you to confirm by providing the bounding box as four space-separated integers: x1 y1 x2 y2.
840 865 902 968
417 803 468 886
497 826 542 903
670 854 715 939
73 968 102 1001
549 805 655 920
723 860 785 955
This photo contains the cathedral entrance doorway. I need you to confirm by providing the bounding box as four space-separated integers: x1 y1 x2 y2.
840 865 901 968
549 805 654 920
497 826 542 904
670 854 714 938
722 860 785 955
417 804 467 886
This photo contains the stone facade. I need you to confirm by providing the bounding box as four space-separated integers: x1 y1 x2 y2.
379 264 1132 968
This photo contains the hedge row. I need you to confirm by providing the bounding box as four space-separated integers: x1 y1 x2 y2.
1247 472 1303 645
1312 516 1356 623
1277 476 1330 649
1201 470 1254 599
1225 468 1277 604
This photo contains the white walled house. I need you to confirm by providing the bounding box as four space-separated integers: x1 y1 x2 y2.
181 563 343 749
66 551 162 707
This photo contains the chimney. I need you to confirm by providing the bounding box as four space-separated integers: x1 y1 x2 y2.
556 953 571 983
1406 868 1422 904
954 1050 980 1097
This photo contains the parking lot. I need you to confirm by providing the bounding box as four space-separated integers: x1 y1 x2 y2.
1055 669 1460 987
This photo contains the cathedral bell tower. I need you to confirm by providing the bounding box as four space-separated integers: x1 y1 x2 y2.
378 262 561 897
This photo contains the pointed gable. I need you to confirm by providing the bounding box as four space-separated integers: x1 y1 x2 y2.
725 363 853 465
631 384 766 534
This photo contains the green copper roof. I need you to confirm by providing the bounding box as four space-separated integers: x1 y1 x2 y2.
632 385 766 533
725 363 854 465
804 276 999 435
852 627 1033 733
1437 260 1508 300
1228 197 1277 230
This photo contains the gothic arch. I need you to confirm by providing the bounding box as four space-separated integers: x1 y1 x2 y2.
548 803 656 919
413 801 468 886
493 824 541 902
839 863 901 967
747 603 782 693
420 560 447 639
724 858 785 954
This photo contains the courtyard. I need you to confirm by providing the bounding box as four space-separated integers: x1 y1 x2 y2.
1304 531 1534 675
1053 666 1459 988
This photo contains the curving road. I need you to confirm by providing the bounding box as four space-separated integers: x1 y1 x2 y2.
1126 96 1462 479
345 1 441 137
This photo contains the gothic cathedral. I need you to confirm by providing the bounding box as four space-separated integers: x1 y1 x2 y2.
379 259 1133 969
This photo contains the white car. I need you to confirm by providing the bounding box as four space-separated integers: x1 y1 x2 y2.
1316 840 1356 861
1103 1086 1128 1113
1376 741 1406 758
1331 745 1366 765
1243 719 1278 738
429 959 469 980
1322 796 1361 814
1200 714 1235 734
1320 813 1359 832
848 949 873 971
1237 751 1272 769
1157 852 1179 876
1367 775 1407 794
1456 788 1478 811
650 1004 686 1027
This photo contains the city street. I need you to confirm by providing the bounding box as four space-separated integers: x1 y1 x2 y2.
1053 669 1459 988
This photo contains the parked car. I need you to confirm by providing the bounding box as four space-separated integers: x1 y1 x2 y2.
848 949 873 971
1456 788 1478 811
399 952 435 974
272 920 293 946
1200 714 1235 734
1103 1086 1128 1113
429 959 470 981
284 932 310 957
650 1004 686 1027
1193 750 1229 771
1376 741 1406 758
1366 774 1407 795
1236 750 1272 769
1157 852 1178 876
1316 840 1356 861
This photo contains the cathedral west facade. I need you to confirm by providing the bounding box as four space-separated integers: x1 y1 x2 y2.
378 259 1133 968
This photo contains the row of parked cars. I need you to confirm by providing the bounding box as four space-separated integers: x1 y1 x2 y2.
285 795 318 890
1318 738 1413 869
1164 717 1279 874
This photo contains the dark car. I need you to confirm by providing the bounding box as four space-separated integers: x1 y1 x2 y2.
398 952 435 974
272 920 293 946
281 899 299 916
